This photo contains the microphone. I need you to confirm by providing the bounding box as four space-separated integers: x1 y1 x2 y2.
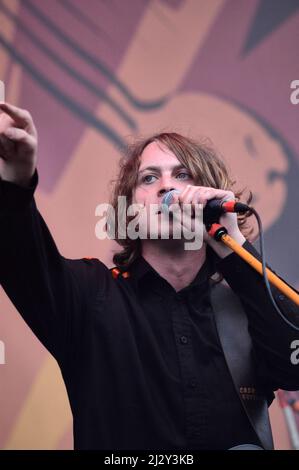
161 189 250 225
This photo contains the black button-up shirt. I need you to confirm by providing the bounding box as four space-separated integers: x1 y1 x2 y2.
1 172 299 450
127 254 259 449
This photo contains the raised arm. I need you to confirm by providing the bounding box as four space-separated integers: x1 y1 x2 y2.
0 102 107 366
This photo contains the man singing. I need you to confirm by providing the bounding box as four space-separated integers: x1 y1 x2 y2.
0 101 299 450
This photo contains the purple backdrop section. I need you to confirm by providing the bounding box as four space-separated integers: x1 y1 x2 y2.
181 0 299 162
13 0 150 191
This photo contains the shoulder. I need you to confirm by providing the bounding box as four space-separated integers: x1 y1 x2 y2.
62 256 112 299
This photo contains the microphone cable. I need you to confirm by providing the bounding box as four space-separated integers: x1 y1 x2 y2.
242 206 299 331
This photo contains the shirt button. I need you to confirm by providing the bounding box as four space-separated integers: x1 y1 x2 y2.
180 335 188 344
278 294 285 301
189 379 197 388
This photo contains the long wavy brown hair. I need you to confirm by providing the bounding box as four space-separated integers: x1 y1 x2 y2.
108 132 253 268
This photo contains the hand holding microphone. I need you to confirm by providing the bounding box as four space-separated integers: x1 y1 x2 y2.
161 185 248 257
161 187 249 225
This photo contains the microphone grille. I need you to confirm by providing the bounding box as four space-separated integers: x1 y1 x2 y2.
161 189 180 211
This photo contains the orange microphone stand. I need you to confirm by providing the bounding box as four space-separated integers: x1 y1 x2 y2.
208 223 299 307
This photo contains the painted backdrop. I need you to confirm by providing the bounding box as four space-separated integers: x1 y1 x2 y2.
0 0 299 449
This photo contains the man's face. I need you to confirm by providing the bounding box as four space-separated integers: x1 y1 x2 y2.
132 141 196 240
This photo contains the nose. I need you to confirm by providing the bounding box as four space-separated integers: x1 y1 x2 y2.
157 173 177 198
157 186 176 198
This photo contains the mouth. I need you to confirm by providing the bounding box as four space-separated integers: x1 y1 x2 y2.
156 210 175 222
156 206 167 215
156 203 170 215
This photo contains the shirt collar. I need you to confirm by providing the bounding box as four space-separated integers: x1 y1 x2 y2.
128 246 217 295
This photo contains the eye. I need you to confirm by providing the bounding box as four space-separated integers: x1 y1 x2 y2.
176 172 191 180
142 174 157 184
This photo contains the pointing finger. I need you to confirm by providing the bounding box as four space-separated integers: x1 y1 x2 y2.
0 102 36 135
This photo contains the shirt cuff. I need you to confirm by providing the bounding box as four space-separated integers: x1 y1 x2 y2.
0 169 38 214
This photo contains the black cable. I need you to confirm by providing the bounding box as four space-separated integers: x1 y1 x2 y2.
249 207 299 331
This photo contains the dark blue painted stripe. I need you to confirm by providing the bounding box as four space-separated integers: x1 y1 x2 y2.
56 0 116 47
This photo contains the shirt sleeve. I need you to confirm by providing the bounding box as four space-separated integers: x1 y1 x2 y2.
216 240 299 391
0 171 109 366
